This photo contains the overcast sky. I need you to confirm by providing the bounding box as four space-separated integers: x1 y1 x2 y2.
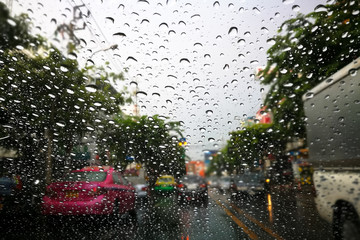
7 0 328 160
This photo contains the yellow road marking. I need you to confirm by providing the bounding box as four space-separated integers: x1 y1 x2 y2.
228 201 284 240
214 199 259 240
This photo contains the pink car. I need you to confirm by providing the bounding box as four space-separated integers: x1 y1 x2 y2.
42 166 136 217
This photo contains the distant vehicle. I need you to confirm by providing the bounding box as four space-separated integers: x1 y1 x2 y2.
218 176 231 193
207 176 220 188
303 58 360 239
154 175 176 194
177 175 208 207
230 172 269 200
41 166 136 218
126 176 148 204
266 168 294 192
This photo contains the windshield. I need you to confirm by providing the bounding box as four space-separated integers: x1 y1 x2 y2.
1 0 359 239
63 172 107 182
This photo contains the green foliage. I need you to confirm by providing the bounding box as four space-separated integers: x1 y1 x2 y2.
0 3 129 182
259 0 360 139
97 115 186 178
0 2 41 50
226 124 286 171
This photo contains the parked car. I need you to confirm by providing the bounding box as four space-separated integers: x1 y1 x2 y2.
218 176 231 194
230 172 269 200
176 175 208 207
41 166 136 218
153 175 176 194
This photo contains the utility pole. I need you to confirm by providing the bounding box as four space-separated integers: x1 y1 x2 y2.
54 4 89 51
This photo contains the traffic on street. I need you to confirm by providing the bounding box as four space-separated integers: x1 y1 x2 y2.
2 183 332 240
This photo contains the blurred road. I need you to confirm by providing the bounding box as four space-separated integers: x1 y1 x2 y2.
1 188 333 240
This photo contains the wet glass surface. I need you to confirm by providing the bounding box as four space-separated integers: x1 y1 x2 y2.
1 0 359 239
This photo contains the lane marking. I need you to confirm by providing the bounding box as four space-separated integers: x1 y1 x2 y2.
214 199 259 240
228 201 284 240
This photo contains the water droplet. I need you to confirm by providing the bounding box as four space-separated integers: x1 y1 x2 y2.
191 14 201 20
194 42 203 48
208 138 215 142
127 56 138 62
305 92 314 99
238 39 246 45
56 122 65 127
228 27 238 36
314 4 327 13
213 1 220 8
292 5 300 12
87 126 95 131
306 73 313 79
267 38 275 45
338 117 345 122
60 66 69 72
105 17 114 24
180 58 190 64
253 7 261 14
282 0 295 5
206 110 213 116
85 85 97 93
349 69 358 76
250 60 259 65
68 52 77 60
66 89 74 94
113 32 126 37
136 91 148 97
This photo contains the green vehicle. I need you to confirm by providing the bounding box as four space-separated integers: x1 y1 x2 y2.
154 175 176 193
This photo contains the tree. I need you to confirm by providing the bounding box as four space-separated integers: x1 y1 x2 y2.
0 3 129 184
259 0 360 140
0 2 41 50
97 115 186 183
226 124 286 172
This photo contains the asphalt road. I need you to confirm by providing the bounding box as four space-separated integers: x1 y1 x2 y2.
1 188 333 240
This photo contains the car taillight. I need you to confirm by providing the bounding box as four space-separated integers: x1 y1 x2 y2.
200 184 207 188
141 186 148 191
89 187 106 196
177 183 184 188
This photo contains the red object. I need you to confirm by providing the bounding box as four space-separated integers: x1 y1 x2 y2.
186 161 205 177
42 166 136 216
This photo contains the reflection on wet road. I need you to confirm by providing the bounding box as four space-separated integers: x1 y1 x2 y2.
1 188 333 240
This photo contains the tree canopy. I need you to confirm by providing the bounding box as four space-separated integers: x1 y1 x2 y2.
259 0 360 139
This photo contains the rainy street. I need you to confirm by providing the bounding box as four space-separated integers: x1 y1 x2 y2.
1 1 359 239
2 187 333 240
